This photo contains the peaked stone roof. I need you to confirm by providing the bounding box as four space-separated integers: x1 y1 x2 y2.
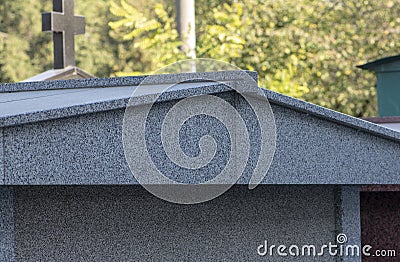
358 54 400 71
22 66 94 82
0 71 399 186
1 71 399 142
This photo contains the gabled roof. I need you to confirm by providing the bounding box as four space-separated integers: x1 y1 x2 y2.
357 54 400 71
1 71 399 142
363 116 400 132
0 71 399 186
22 66 94 82
363 116 400 123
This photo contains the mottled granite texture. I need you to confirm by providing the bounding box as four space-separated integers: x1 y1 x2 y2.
361 191 400 261
0 128 3 185
0 71 385 261
13 185 337 261
144 92 235 184
335 186 361 262
1 70 257 92
0 82 229 127
0 70 399 143
2 98 400 185
1 71 400 186
4 109 133 184
264 91 400 143
262 104 400 184
0 187 14 262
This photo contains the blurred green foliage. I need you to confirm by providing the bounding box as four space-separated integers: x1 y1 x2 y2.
109 1 185 75
1 0 400 116
109 0 400 117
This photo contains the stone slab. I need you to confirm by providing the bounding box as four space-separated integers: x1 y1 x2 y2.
0 82 231 127
4 109 132 184
262 105 400 184
265 90 400 142
0 71 399 143
13 185 337 261
0 70 257 92
0 187 14 261
3 97 400 185
0 128 3 185
335 186 362 261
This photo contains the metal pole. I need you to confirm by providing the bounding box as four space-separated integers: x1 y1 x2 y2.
176 0 196 71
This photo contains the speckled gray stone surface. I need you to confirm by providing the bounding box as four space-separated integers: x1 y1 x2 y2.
144 92 235 184
13 185 337 261
0 70 399 143
1 70 400 184
335 186 361 262
0 128 3 185
4 109 133 184
3 99 400 185
262 104 400 184
0 187 14 262
0 82 231 128
264 90 400 142
0 71 394 261
0 70 257 92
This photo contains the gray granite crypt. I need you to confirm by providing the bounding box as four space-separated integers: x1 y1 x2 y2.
0 71 399 261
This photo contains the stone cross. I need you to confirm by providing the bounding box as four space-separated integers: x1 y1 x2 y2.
42 0 85 69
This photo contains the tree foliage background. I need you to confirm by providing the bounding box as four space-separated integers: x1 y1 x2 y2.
1 0 400 117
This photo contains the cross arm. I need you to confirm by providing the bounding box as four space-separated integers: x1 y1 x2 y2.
42 12 85 34
73 15 85 35
42 12 66 32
